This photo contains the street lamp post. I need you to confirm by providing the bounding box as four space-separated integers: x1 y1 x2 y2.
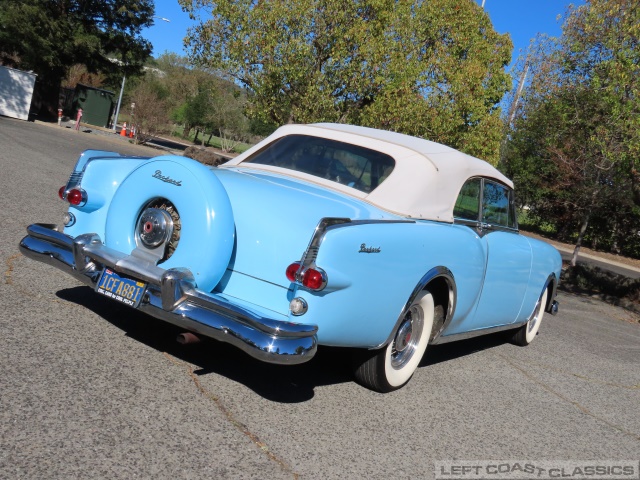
112 16 170 132
112 74 127 132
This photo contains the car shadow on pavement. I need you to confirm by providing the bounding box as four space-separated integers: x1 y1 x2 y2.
56 286 354 403
421 333 509 368
57 286 513 401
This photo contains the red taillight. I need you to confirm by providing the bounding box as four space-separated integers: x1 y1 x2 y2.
286 262 327 290
66 188 84 206
302 268 326 290
58 186 66 200
286 262 301 282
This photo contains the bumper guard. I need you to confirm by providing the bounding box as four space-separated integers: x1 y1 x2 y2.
19 223 317 365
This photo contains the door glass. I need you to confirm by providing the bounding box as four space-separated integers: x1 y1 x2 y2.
453 178 481 221
482 181 512 227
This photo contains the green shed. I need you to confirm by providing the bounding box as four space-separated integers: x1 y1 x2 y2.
72 84 115 128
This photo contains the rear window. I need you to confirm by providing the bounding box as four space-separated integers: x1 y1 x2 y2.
243 135 395 193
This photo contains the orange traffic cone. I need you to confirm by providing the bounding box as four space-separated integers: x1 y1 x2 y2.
120 122 127 137
129 125 135 138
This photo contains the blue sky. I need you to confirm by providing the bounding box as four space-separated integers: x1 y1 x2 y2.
144 0 579 65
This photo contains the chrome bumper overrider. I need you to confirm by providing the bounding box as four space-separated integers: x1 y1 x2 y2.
19 224 317 365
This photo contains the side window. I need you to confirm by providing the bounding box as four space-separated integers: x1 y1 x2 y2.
482 181 516 228
453 178 481 221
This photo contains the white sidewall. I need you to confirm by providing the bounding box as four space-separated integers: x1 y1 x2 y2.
384 291 435 388
525 288 548 344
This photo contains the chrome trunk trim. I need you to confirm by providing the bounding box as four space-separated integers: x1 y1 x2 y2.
20 224 317 365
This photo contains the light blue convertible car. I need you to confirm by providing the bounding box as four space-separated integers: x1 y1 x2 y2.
20 123 560 392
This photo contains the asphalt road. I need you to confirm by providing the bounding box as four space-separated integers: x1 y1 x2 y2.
1 117 639 479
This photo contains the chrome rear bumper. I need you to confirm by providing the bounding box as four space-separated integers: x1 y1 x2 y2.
19 223 317 365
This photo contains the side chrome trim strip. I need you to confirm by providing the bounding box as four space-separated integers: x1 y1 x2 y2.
432 322 527 344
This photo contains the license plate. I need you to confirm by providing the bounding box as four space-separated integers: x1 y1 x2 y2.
95 268 147 308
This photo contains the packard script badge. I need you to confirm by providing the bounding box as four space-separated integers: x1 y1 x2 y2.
152 170 182 186
359 243 381 253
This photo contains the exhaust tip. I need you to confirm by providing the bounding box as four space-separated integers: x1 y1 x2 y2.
176 332 200 345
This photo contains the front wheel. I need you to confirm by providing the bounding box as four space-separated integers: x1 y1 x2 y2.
353 291 436 392
511 287 549 346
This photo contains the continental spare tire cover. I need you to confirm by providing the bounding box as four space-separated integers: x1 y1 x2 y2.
105 155 234 291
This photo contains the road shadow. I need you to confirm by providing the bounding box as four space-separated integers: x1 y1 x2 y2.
56 286 353 403
421 332 510 368
56 286 514 401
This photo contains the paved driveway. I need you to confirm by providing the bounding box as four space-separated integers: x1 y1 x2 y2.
1 117 638 479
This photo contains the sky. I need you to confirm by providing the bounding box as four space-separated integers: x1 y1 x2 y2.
143 0 580 66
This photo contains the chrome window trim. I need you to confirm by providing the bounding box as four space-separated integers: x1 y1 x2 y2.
453 176 519 234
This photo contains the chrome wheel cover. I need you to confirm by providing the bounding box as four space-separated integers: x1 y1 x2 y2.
138 208 173 248
135 199 181 262
390 304 424 369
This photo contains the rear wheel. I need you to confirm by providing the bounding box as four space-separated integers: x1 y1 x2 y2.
354 290 436 392
511 287 548 346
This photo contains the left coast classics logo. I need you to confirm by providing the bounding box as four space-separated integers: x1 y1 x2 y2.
152 170 182 186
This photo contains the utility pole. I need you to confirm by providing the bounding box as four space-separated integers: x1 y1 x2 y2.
507 62 529 127
112 16 170 132
499 61 529 170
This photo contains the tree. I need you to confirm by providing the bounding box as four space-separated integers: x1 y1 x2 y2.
0 0 154 119
505 0 640 262
179 0 512 164
62 65 107 89
206 82 250 152
155 53 205 115
155 53 251 146
130 74 170 145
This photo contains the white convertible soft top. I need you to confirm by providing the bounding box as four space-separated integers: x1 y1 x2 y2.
224 123 513 222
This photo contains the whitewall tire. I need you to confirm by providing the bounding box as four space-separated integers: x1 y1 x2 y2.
354 290 436 392
511 287 548 346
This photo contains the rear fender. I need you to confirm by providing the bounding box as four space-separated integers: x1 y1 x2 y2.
289 220 482 347
63 151 151 238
